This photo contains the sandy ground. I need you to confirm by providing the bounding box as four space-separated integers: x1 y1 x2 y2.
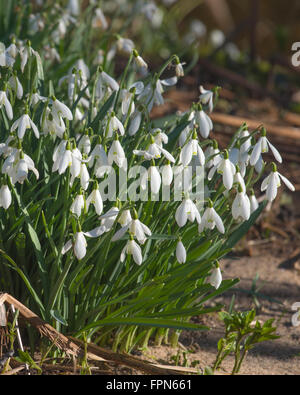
143 250 300 375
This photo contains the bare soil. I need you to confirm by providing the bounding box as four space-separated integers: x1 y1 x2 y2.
142 250 300 375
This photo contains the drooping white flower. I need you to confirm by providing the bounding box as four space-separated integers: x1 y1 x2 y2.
148 163 161 194
133 49 148 70
195 105 213 138
176 240 186 263
108 138 127 169
175 57 185 77
120 238 143 265
208 150 236 190
70 193 85 217
8 74 23 99
3 149 39 184
0 91 13 120
208 264 222 289
112 214 152 245
0 185 12 209
233 166 246 193
134 137 175 163
128 109 142 136
118 209 132 227
86 185 103 215
180 130 205 166
51 96 73 121
20 42 40 73
62 225 106 260
249 190 259 214
96 69 119 100
261 163 295 202
198 200 225 234
78 133 91 155
175 198 201 227
92 8 108 30
106 112 125 137
161 163 173 186
199 86 213 113
205 140 221 169
250 128 282 166
11 113 39 139
99 206 119 232
232 187 251 221
52 140 72 175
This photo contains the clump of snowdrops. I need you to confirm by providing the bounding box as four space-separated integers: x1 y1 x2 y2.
0 2 295 352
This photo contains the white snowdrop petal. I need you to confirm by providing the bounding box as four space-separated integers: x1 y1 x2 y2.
176 241 186 263
267 140 282 163
209 267 222 289
279 173 295 192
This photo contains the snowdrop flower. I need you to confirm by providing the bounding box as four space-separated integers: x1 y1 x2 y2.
86 183 103 215
261 163 295 202
229 144 249 178
250 128 282 166
208 150 236 190
198 199 225 234
8 74 23 99
67 0 80 16
134 137 175 163
11 111 39 139
205 140 220 169
52 140 72 175
175 198 201 227
0 43 14 67
106 112 125 138
29 90 47 107
161 162 173 186
112 211 152 245
43 44 61 63
199 86 213 113
0 185 12 209
62 225 106 260
120 237 143 265
180 130 205 166
78 161 90 190
233 165 246 193
70 192 85 217
5 150 39 184
108 137 127 169
99 206 119 232
208 263 222 289
118 209 132 227
78 133 91 155
175 61 184 78
128 109 142 136
41 106 66 139
51 96 73 121
0 90 13 120
147 162 161 194
96 68 119 100
117 37 135 55
176 240 186 263
133 49 148 70
139 77 177 111
232 185 251 221
92 8 108 30
195 104 213 138
249 189 259 214
88 142 109 177
152 128 168 147
20 41 40 73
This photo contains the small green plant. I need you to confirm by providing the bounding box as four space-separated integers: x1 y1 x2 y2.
212 309 280 375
